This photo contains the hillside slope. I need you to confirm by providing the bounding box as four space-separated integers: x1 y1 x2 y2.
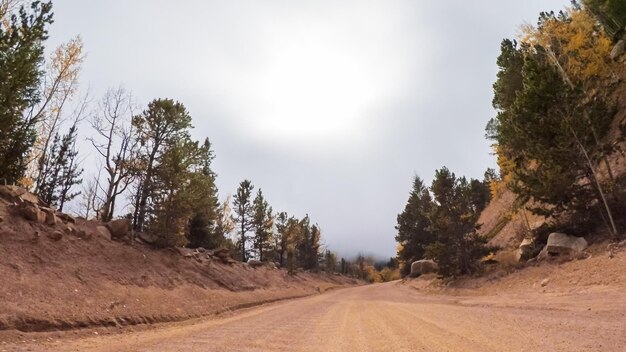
0 187 357 333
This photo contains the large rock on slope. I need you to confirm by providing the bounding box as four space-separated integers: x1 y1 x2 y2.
19 205 46 223
247 259 264 268
106 219 131 239
96 226 112 240
516 237 535 262
410 260 439 277
137 231 157 245
546 233 587 256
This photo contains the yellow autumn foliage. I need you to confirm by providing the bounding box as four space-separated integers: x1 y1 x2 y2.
520 7 613 86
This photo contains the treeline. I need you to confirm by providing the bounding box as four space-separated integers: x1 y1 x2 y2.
0 1 348 271
396 1 626 277
395 169 493 277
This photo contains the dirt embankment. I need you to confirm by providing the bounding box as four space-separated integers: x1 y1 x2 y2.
0 189 358 334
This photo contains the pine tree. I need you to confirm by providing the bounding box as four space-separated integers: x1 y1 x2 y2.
252 189 274 261
487 40 617 234
37 121 82 210
232 180 254 261
0 1 53 183
395 176 435 277
425 167 492 277
132 98 192 232
186 139 222 249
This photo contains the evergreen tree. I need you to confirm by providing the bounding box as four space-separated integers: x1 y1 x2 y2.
37 121 82 210
132 98 192 232
0 1 53 183
323 250 337 273
148 137 219 247
425 167 492 277
487 40 617 234
186 139 222 249
252 189 274 261
583 0 626 39
232 180 254 261
395 176 435 277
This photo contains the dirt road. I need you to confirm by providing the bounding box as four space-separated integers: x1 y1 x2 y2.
5 281 626 351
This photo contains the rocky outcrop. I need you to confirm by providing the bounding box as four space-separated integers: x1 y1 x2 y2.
410 260 438 277
546 233 587 256
106 219 131 240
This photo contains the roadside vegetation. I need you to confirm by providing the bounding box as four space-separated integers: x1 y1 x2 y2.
0 0 354 274
396 0 626 278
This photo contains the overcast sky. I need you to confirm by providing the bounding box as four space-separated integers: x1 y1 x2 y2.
48 0 569 259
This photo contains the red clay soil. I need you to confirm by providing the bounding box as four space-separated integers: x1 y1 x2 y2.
0 197 357 334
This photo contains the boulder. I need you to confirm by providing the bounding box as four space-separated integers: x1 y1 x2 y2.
0 185 22 199
56 212 76 224
96 226 112 240
19 205 46 223
41 208 59 226
247 259 264 268
516 237 535 262
546 232 587 256
611 40 625 60
212 248 230 258
18 192 43 206
177 247 195 258
106 219 131 239
137 231 158 245
410 260 439 277
47 230 63 241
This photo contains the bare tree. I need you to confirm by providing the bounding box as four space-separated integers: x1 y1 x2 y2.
88 87 137 222
81 167 104 220
30 37 85 191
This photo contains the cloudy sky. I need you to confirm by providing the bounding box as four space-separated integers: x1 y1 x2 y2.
48 0 569 259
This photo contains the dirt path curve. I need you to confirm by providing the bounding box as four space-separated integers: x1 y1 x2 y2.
5 281 626 351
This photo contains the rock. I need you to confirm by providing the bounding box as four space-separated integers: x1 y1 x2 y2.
410 259 439 277
137 231 157 245
18 192 43 206
41 208 59 226
541 278 550 287
247 259 264 268
546 232 588 256
56 212 76 224
96 226 112 240
611 40 625 60
517 237 535 262
19 205 46 223
212 248 230 258
47 230 63 241
106 219 131 239
177 247 195 258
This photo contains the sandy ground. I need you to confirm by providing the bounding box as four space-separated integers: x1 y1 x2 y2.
4 279 625 352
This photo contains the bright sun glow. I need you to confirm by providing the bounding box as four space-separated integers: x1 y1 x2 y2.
254 40 377 141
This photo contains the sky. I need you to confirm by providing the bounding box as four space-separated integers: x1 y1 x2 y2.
47 0 570 259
